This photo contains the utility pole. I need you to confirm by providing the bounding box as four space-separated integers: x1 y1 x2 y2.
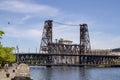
16 45 19 64
28 48 30 53
35 47 37 53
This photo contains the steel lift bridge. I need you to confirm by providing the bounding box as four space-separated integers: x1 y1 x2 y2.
16 20 120 67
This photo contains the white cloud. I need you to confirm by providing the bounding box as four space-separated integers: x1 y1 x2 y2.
90 32 120 49
21 15 31 22
2 27 42 41
17 15 32 24
0 0 59 16
0 0 119 51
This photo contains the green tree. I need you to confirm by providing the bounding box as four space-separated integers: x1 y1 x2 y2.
0 30 16 68
0 46 16 62
0 30 4 38
0 30 5 45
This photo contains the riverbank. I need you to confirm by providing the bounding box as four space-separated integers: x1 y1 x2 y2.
0 65 16 80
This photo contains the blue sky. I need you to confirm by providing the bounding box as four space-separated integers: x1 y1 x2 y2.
0 0 120 52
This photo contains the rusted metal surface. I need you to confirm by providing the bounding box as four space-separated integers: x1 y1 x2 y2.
40 20 53 53
80 24 91 54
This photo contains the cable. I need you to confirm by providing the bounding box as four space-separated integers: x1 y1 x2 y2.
53 21 80 26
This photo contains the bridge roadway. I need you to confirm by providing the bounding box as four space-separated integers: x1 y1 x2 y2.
16 53 120 57
16 53 120 67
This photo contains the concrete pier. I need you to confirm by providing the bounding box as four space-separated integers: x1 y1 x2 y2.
12 63 32 80
0 65 16 80
0 63 32 80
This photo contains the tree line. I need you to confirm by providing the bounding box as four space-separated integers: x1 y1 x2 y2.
0 30 16 68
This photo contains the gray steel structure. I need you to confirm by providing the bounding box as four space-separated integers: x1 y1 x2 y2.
80 24 91 54
16 53 120 67
40 20 52 53
16 20 120 67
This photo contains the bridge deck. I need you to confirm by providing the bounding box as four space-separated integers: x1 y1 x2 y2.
16 53 120 57
16 53 120 67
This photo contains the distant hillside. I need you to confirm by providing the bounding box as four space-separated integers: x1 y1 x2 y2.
112 48 120 52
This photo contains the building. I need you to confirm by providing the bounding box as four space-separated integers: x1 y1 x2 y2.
58 38 73 44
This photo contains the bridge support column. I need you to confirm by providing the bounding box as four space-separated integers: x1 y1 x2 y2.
79 24 91 64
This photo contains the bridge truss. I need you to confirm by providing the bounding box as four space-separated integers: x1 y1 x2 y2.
16 20 120 67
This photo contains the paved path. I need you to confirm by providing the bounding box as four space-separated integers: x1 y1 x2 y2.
0 65 16 80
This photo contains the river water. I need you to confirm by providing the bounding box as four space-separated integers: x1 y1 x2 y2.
30 66 120 80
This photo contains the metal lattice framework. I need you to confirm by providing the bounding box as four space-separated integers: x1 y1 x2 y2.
39 20 92 63
80 24 91 54
40 20 91 55
40 20 53 53
16 20 120 67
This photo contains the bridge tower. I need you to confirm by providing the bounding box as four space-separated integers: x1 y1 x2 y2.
79 24 91 64
80 24 91 54
39 20 53 53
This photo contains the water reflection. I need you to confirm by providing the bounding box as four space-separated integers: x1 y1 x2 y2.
30 66 120 80
79 68 89 80
44 68 53 80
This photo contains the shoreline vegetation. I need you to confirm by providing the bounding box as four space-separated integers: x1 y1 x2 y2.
0 30 16 69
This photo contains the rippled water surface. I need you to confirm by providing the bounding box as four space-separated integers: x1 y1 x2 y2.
30 66 120 80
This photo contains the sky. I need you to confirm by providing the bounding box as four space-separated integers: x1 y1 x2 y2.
0 0 120 53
